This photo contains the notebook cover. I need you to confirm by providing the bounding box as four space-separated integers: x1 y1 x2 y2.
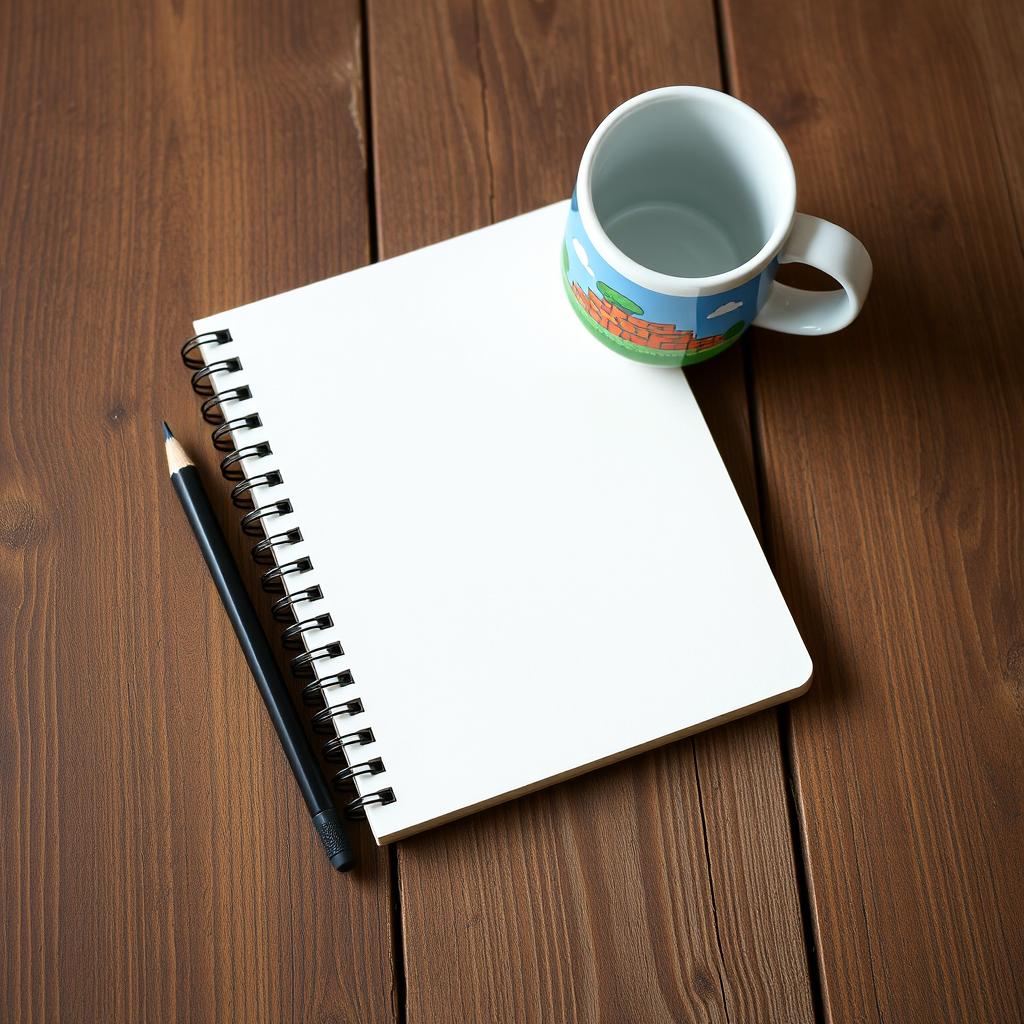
193 200 811 843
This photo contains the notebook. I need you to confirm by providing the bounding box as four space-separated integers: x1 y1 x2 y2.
184 200 811 844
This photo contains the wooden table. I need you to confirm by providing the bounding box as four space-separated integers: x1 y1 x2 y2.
3 0 1022 1020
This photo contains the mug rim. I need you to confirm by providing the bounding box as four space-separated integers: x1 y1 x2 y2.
577 86 797 298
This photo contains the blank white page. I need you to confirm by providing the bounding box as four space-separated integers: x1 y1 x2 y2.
194 201 810 843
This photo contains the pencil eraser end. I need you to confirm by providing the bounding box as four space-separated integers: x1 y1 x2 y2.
330 849 356 872
312 808 356 872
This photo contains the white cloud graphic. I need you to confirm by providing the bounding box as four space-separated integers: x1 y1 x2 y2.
572 237 596 278
707 300 743 319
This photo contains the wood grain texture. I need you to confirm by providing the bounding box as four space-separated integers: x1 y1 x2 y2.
9 0 1020 1019
369 2 813 1021
0 1 395 1021
721 0 1024 1019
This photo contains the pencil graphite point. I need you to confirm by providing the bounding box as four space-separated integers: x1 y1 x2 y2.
163 421 193 474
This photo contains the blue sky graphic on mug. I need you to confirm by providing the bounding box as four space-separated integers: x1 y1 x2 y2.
564 189 779 362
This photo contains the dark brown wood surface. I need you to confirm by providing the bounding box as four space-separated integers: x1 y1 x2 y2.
721 0 1024 1019
2 0 1020 1022
0 2 395 1022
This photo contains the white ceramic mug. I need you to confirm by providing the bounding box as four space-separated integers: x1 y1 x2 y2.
562 86 872 366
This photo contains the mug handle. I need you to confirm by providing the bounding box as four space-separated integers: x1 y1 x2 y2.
753 213 872 335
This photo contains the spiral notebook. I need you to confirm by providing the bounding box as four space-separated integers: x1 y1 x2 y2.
183 200 811 844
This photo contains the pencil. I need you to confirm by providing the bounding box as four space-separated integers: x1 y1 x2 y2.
163 421 355 871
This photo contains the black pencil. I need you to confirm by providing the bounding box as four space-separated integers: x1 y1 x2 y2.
163 421 355 872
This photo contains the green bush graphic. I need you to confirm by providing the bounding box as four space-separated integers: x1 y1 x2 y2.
596 281 643 316
562 242 569 275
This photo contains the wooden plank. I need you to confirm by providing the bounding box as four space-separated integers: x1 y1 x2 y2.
720 0 1024 1019
368 2 813 1020
0 2 395 1021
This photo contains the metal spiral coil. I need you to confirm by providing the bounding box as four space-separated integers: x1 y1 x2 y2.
311 699 364 734
182 329 233 369
301 668 353 706
346 789 396 819
213 416 263 452
251 529 303 566
271 585 322 621
190 358 242 397
201 386 252 424
181 330 395 820
333 758 385 788
260 557 312 594
221 443 272 481
231 470 284 509
291 642 344 678
281 613 333 650
240 499 293 537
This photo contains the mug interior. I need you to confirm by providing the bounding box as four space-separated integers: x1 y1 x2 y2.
588 90 793 279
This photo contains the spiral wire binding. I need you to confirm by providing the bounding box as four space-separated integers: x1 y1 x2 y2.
181 330 396 820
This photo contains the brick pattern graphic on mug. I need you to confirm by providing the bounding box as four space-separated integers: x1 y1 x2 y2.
563 188 778 366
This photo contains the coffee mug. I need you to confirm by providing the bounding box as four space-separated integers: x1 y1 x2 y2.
562 86 872 366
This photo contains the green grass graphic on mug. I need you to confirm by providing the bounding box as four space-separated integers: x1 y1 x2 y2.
596 281 643 316
723 320 745 342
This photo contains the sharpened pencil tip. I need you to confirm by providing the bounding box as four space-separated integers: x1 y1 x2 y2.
163 425 193 475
